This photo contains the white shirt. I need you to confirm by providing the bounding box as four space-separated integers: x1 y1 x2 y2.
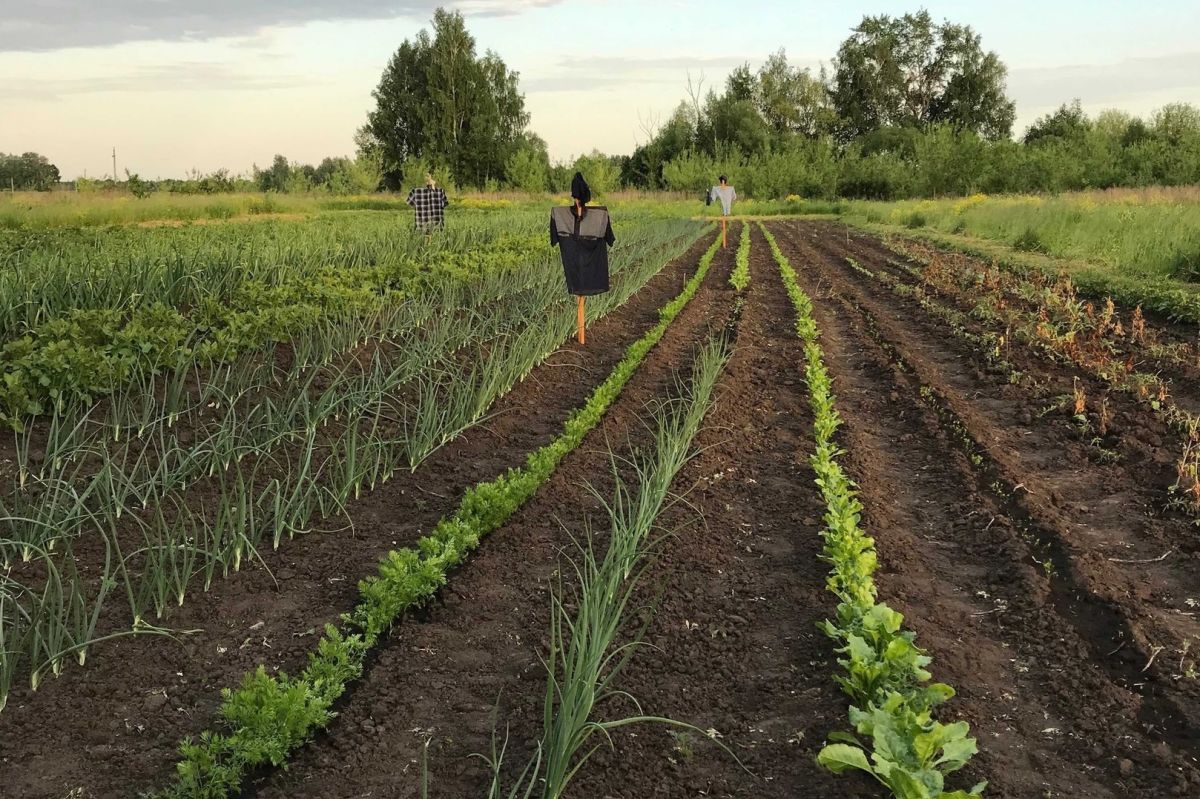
711 185 736 215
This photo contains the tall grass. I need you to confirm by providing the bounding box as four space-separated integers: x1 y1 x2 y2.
843 189 1200 283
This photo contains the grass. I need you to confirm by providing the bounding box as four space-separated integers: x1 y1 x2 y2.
0 191 417 229
840 189 1200 322
841 189 1200 283
0 189 844 230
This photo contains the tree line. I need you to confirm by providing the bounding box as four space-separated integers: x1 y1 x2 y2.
13 8 1200 199
1 153 61 191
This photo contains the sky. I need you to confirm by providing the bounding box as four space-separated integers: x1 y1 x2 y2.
2 1 1199 180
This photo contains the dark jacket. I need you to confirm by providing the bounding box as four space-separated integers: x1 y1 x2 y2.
550 205 615 296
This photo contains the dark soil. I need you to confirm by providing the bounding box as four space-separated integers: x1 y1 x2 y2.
772 220 1200 798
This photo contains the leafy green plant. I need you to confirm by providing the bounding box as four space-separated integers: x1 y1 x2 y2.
819 692 985 799
760 222 983 798
730 222 751 291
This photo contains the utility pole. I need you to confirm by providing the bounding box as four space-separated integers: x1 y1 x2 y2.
112 147 117 182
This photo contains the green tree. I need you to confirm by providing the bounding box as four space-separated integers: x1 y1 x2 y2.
254 154 291 192
830 10 1015 141
756 50 833 139
360 8 529 189
705 92 771 156
1023 100 1091 145
624 102 697 188
124 169 154 198
571 151 620 196
1151 103 1200 145
505 133 550 192
0 152 61 191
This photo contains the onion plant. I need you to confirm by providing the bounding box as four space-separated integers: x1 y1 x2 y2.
0 216 705 708
482 338 732 799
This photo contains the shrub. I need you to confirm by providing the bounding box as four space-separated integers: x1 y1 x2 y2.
1013 226 1049 253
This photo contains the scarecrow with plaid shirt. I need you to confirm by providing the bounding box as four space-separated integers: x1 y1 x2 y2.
406 173 450 232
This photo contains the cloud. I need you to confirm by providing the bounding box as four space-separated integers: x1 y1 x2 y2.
0 63 315 101
0 0 562 52
1009 52 1200 109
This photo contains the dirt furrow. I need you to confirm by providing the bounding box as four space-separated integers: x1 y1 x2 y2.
788 221 1200 665
796 220 1200 695
773 221 1199 798
0 232 717 799
252 225 748 799
569 224 854 798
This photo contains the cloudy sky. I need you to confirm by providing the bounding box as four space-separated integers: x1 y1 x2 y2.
2 0 1199 179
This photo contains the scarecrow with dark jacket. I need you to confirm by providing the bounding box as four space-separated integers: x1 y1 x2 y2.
550 172 615 297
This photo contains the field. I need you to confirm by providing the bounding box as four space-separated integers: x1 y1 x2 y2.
1 198 1199 799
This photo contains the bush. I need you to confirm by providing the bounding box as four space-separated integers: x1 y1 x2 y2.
1013 226 1048 253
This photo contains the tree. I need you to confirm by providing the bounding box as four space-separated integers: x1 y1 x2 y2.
705 91 771 157
0 152 61 191
340 157 384 194
725 64 757 103
571 151 620 196
1024 100 1091 145
1151 103 1200 145
124 169 154 198
624 102 697 188
360 8 529 189
756 50 833 139
830 10 1015 141
254 154 291 192
505 133 550 192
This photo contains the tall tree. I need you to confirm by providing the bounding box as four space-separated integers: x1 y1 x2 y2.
360 8 529 189
830 10 1015 141
505 132 551 192
755 49 833 139
625 102 697 188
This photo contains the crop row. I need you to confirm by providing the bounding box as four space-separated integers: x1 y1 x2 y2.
0 212 539 336
2 220 695 563
729 221 751 292
0 221 704 713
0 220 553 423
846 239 1200 514
149 230 725 798
760 223 985 799
476 336 732 798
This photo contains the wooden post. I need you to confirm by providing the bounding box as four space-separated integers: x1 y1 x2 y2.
576 295 586 345
721 217 727 249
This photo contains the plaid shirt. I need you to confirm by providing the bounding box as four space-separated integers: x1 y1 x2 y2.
406 186 449 230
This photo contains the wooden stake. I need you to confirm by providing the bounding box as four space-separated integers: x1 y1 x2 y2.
721 217 727 249
576 295 586 345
